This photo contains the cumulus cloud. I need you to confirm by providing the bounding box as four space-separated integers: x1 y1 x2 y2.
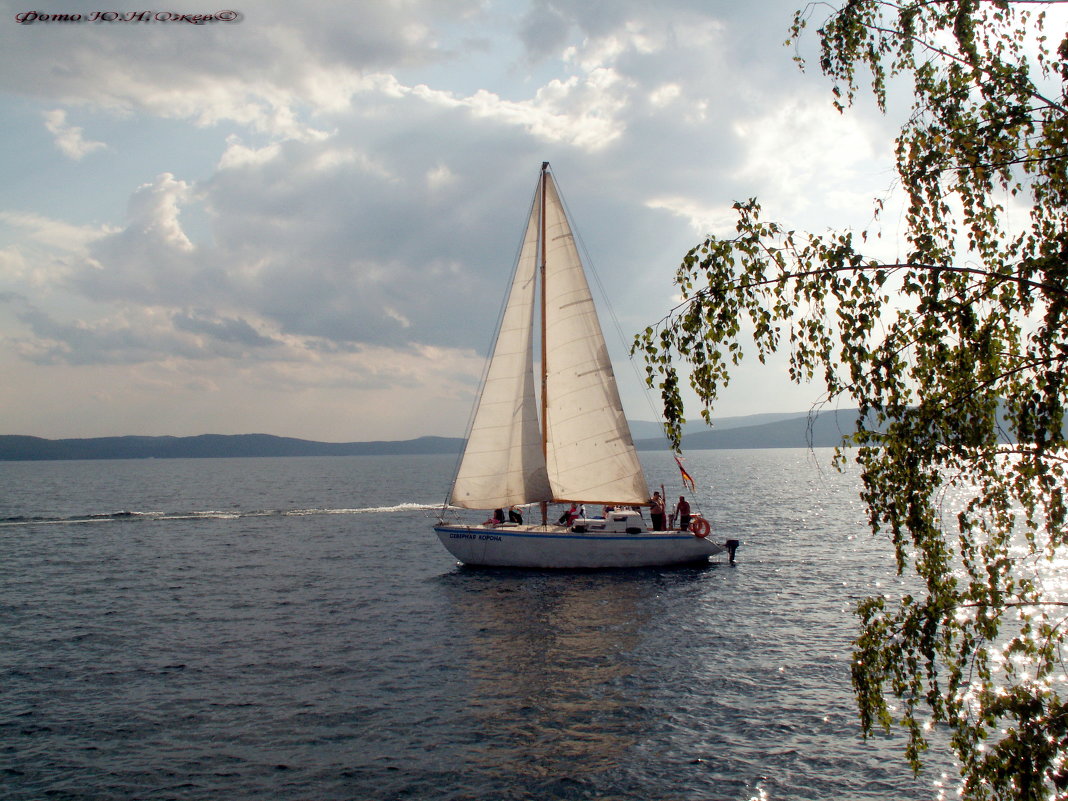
644 196 741 237
2 295 182 366
730 98 887 218
0 213 115 290
172 309 281 350
42 109 106 159
217 136 283 170
3 2 489 142
0 211 113 252
125 173 195 251
76 173 207 307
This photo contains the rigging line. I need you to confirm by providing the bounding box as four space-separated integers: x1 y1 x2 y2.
440 177 542 512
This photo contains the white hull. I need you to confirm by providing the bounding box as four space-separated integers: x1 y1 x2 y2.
434 523 724 568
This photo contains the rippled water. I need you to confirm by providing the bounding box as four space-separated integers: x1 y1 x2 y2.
0 450 950 799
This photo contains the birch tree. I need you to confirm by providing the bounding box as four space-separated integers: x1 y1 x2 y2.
636 2 1068 797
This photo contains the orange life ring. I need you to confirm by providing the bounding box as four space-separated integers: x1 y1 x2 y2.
691 517 710 538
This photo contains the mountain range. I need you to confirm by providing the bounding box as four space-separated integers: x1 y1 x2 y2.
0 409 869 461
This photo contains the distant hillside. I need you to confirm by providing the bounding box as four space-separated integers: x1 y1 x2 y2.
0 433 465 461
627 411 809 440
683 408 862 450
635 409 863 451
0 410 864 460
2 406 1027 461
652 402 1023 450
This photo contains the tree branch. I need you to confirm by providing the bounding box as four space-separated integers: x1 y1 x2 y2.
836 10 1068 115
664 261 1067 323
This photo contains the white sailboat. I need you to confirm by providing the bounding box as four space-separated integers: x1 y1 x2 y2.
434 163 726 568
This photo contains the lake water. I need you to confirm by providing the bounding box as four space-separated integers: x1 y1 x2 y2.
0 449 952 800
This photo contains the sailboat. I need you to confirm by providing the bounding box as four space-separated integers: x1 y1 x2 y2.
434 163 726 568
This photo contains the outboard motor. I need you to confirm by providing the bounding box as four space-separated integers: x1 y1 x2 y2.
725 539 740 564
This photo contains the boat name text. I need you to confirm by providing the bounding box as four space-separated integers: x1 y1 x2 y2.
449 532 502 542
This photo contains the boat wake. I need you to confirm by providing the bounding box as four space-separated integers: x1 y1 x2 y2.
0 503 438 528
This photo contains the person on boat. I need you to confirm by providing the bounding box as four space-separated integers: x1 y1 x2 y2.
557 503 579 526
649 492 666 531
508 506 523 524
674 496 691 531
485 508 505 526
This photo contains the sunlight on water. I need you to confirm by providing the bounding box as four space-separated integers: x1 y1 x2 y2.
924 450 1068 799
0 451 956 800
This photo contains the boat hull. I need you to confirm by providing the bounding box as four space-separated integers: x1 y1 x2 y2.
434 523 725 568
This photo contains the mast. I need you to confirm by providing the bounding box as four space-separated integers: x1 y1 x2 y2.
539 161 549 526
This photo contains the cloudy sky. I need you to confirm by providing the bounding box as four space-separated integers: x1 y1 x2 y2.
0 0 903 441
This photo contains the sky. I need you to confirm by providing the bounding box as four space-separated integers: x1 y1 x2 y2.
0 0 906 442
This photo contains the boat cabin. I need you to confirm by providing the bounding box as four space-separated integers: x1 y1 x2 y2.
570 509 646 534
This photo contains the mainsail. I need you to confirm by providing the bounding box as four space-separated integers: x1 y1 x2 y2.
449 165 649 510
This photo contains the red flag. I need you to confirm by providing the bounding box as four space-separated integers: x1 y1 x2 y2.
675 456 695 491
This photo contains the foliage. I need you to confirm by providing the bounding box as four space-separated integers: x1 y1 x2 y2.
636 1 1068 798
